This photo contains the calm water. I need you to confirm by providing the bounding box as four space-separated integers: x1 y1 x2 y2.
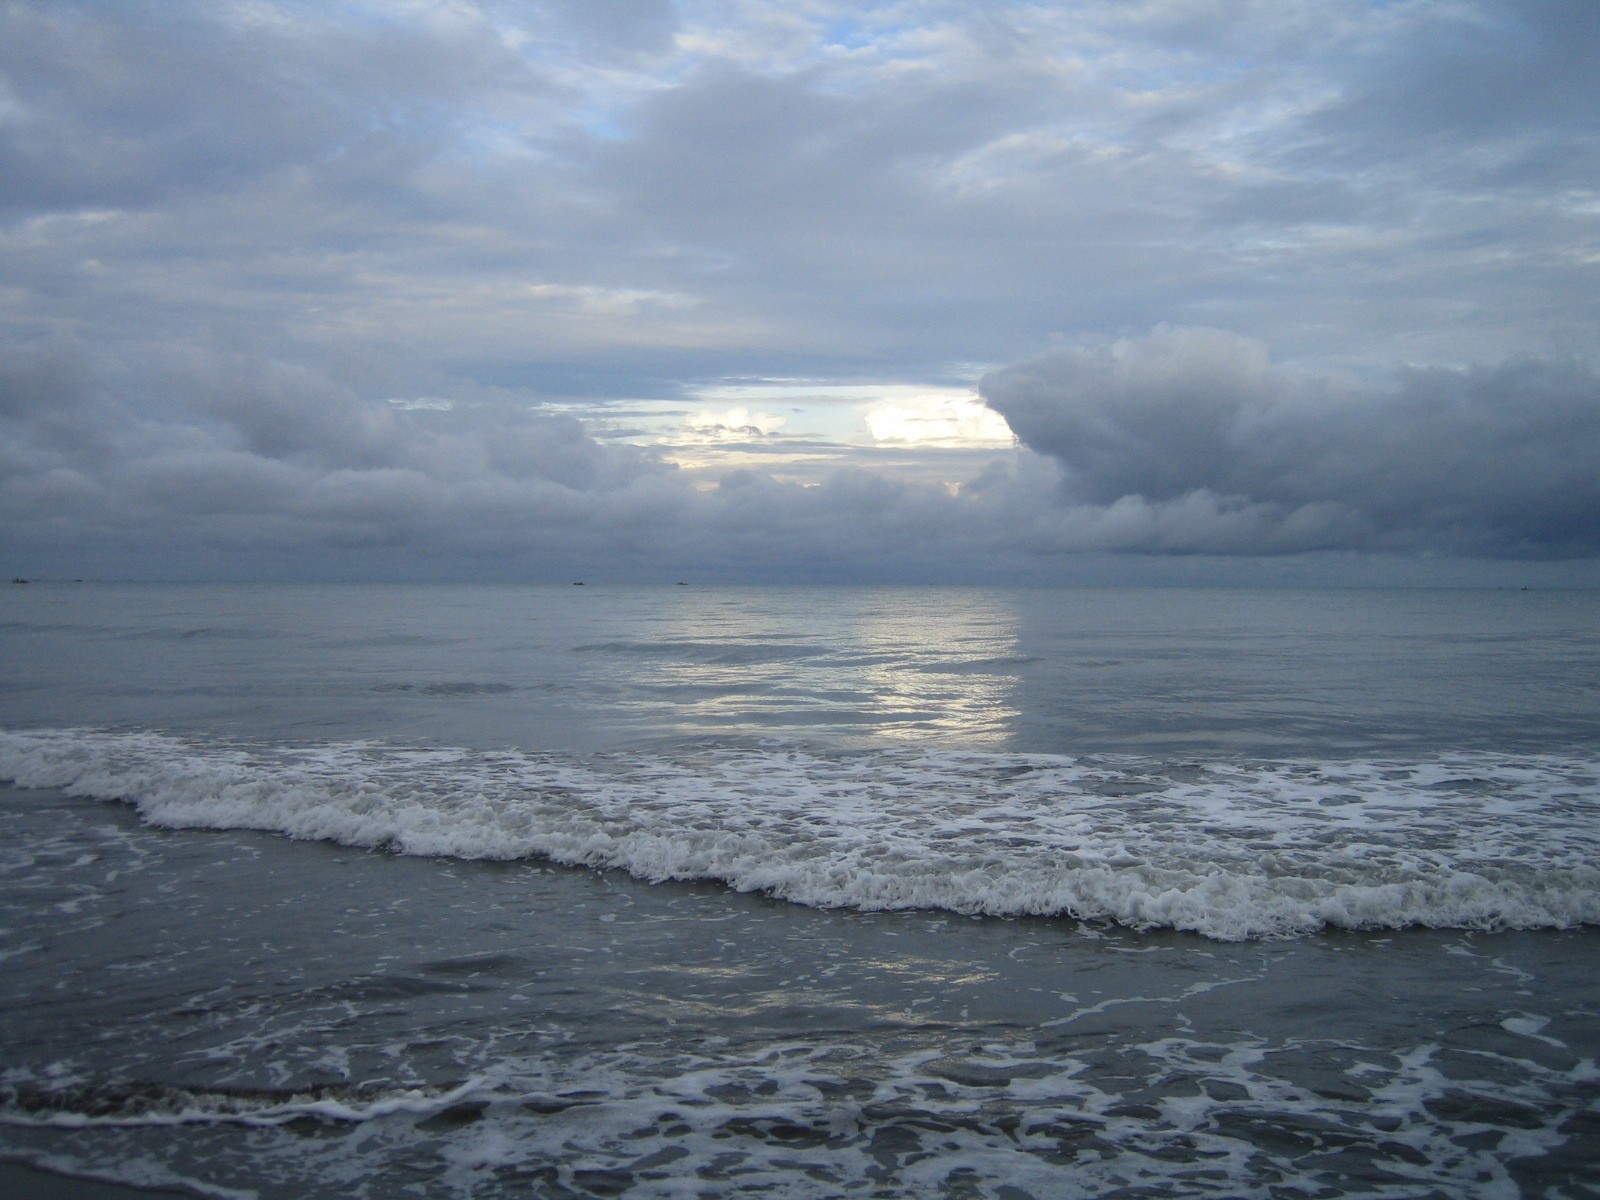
1 583 1597 1197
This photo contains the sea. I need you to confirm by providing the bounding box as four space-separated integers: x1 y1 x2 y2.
1 582 1597 1199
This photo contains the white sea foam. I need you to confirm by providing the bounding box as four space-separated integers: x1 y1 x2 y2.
4 1033 1589 1200
2 728 1598 940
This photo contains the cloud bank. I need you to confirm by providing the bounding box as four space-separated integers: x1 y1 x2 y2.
3 331 1595 582
0 339 1029 580
982 327 1600 559
0 1 1596 582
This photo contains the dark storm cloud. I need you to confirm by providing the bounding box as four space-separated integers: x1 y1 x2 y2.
981 327 1600 558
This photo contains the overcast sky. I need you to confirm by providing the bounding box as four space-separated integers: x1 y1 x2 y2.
2 0 1596 583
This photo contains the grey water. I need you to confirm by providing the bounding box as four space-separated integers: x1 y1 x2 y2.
1 583 1598 1198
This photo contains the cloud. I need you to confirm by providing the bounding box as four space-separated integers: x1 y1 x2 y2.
3 330 1596 583
0 338 1024 579
0 0 538 214
1296 0 1600 177
4 0 1595 382
539 0 679 59
682 407 788 442
981 326 1600 558
1 3 1596 583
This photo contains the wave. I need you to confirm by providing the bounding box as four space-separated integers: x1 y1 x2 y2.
2 728 1597 941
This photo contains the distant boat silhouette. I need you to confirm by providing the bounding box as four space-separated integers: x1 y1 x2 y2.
573 581 584 586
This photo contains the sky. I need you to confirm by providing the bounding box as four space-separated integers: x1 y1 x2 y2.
1 0 1596 584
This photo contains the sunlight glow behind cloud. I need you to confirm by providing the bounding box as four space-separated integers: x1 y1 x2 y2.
863 393 1015 448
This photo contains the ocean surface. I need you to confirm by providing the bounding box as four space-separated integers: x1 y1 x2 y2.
1 582 1597 1198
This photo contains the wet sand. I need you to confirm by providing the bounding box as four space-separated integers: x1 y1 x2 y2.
0 1161 195 1198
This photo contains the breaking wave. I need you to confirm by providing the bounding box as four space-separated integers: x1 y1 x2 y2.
2 728 1597 941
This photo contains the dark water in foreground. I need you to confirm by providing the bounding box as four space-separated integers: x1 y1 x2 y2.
1 583 1597 1197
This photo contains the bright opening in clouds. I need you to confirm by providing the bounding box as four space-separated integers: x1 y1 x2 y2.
863 392 1015 449
0 0 1595 583
682 407 788 442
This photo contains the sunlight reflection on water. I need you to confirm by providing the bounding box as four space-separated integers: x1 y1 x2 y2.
606 587 1026 745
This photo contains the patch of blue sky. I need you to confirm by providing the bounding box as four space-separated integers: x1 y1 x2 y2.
818 15 889 53
563 107 633 142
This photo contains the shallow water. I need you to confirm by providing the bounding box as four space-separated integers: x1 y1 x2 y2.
2 583 1598 1197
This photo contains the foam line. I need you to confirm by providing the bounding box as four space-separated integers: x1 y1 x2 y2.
3 729 1597 940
